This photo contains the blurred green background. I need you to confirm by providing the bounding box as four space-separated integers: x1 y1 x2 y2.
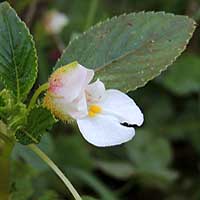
5 0 200 199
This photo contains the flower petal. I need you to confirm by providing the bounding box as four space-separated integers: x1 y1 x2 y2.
45 62 94 120
85 69 95 86
77 114 135 147
99 89 144 126
86 79 106 104
67 92 88 119
51 62 94 102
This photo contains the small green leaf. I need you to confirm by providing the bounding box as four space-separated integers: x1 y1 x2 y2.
126 130 177 187
55 12 195 92
71 169 118 200
96 161 134 180
16 106 56 145
126 130 172 170
0 90 27 131
0 95 5 107
38 190 59 200
13 134 54 171
54 135 93 171
0 2 37 101
135 168 178 188
10 161 36 200
159 54 200 95
82 196 98 200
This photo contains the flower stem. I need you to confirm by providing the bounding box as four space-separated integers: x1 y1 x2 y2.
28 83 49 111
28 144 82 200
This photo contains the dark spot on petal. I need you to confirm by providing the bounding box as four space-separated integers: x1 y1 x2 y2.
120 122 136 128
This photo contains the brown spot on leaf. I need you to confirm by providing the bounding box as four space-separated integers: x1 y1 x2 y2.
127 22 133 26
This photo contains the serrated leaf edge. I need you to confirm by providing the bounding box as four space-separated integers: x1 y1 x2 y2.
15 105 56 145
0 2 38 101
55 11 196 92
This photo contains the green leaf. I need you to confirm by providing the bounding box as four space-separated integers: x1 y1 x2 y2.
82 196 98 200
0 90 11 120
10 161 36 200
0 2 37 101
55 12 195 92
135 168 178 188
54 135 93 171
159 54 200 95
126 130 172 170
0 89 27 130
38 190 59 200
12 134 54 171
71 169 119 200
16 106 56 145
0 95 5 107
96 161 134 180
125 130 177 187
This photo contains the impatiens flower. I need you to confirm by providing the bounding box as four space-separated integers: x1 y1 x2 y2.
44 62 144 147
43 10 69 34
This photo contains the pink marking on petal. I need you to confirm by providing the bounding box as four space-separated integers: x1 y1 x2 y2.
49 76 63 93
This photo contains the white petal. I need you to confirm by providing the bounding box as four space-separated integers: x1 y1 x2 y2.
86 79 106 104
99 89 144 126
47 62 94 120
85 68 95 86
60 63 94 102
67 92 88 119
46 91 88 120
77 115 135 147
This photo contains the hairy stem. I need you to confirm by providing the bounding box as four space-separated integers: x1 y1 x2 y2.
28 144 82 200
28 83 49 111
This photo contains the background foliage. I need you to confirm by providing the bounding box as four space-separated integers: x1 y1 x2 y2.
3 0 200 199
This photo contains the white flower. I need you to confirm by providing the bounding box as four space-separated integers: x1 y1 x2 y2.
44 10 69 34
44 62 144 147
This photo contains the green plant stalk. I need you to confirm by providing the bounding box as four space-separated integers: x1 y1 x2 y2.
28 144 82 200
0 138 13 200
85 0 99 30
28 82 49 111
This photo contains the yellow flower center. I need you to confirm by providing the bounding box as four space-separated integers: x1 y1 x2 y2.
88 105 102 117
